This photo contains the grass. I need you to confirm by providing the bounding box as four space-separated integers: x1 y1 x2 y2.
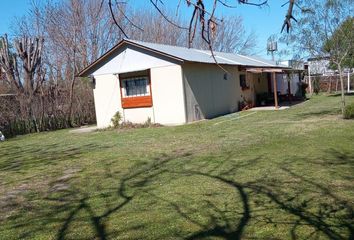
0 94 353 240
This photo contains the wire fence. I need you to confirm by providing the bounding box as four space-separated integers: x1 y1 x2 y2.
304 73 354 93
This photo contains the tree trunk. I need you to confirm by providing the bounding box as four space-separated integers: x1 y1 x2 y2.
338 64 346 115
68 76 76 127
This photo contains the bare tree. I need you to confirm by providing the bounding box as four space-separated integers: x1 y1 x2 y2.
15 0 123 126
0 34 45 132
192 15 258 55
126 9 187 47
108 0 297 53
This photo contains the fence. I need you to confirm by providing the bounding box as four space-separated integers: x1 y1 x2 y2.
304 73 354 93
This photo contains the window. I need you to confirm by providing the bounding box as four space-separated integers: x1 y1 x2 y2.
119 72 153 109
122 77 150 97
240 74 248 90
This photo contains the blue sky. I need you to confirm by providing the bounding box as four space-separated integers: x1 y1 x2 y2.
0 0 289 58
0 0 32 36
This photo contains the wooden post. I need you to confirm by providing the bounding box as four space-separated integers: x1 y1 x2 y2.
272 72 279 109
308 64 312 94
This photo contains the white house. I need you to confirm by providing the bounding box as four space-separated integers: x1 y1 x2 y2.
305 57 334 76
78 39 289 128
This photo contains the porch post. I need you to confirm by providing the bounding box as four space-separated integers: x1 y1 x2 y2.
272 72 279 109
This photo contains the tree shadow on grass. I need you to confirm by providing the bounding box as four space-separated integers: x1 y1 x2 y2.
4 151 190 239
294 109 340 119
163 150 354 239
328 92 354 97
2 148 354 239
0 142 112 172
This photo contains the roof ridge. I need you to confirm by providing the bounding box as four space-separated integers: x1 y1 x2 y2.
127 39 268 60
128 39 246 56
127 39 198 51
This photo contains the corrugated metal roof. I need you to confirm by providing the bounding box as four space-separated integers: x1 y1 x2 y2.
127 39 287 68
78 39 288 77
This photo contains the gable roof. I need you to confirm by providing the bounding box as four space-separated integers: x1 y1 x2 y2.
78 39 288 77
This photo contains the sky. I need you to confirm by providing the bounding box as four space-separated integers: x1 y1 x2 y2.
0 0 32 36
0 0 290 58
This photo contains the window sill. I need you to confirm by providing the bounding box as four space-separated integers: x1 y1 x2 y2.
121 96 153 108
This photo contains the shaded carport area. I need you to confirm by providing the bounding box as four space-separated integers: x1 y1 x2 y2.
243 67 297 110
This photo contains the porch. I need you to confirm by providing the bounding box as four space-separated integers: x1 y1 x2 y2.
239 67 303 110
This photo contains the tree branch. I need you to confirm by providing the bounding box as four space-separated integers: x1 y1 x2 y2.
108 0 129 38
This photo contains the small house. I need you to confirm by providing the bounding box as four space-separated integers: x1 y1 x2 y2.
78 39 290 127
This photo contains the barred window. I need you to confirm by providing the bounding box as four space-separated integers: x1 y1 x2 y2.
122 77 150 97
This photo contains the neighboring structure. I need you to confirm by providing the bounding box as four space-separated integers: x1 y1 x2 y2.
78 39 291 128
304 57 334 76
304 57 353 93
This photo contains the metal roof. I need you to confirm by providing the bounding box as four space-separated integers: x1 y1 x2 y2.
128 39 286 68
78 39 288 77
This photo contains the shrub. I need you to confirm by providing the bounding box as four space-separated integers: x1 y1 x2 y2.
313 77 320 95
297 82 309 99
142 117 152 128
343 103 354 119
111 111 122 128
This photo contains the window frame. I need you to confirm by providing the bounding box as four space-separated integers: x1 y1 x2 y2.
119 70 153 109
121 76 150 98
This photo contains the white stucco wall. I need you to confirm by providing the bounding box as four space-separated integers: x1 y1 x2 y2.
123 107 154 123
92 45 177 76
92 47 185 127
151 65 186 125
93 74 121 128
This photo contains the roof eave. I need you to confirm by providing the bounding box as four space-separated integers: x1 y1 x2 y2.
77 39 185 77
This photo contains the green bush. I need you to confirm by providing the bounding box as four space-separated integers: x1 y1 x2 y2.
298 82 309 99
313 77 320 95
111 111 122 128
343 103 354 119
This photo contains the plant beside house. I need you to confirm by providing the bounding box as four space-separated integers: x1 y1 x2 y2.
110 112 161 130
111 111 122 128
343 102 354 119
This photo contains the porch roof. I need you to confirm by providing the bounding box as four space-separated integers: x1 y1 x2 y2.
243 68 285 73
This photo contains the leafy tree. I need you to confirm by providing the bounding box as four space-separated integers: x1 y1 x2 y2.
284 0 354 115
324 17 354 70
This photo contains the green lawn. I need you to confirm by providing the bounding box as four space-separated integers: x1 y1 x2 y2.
0 94 353 240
